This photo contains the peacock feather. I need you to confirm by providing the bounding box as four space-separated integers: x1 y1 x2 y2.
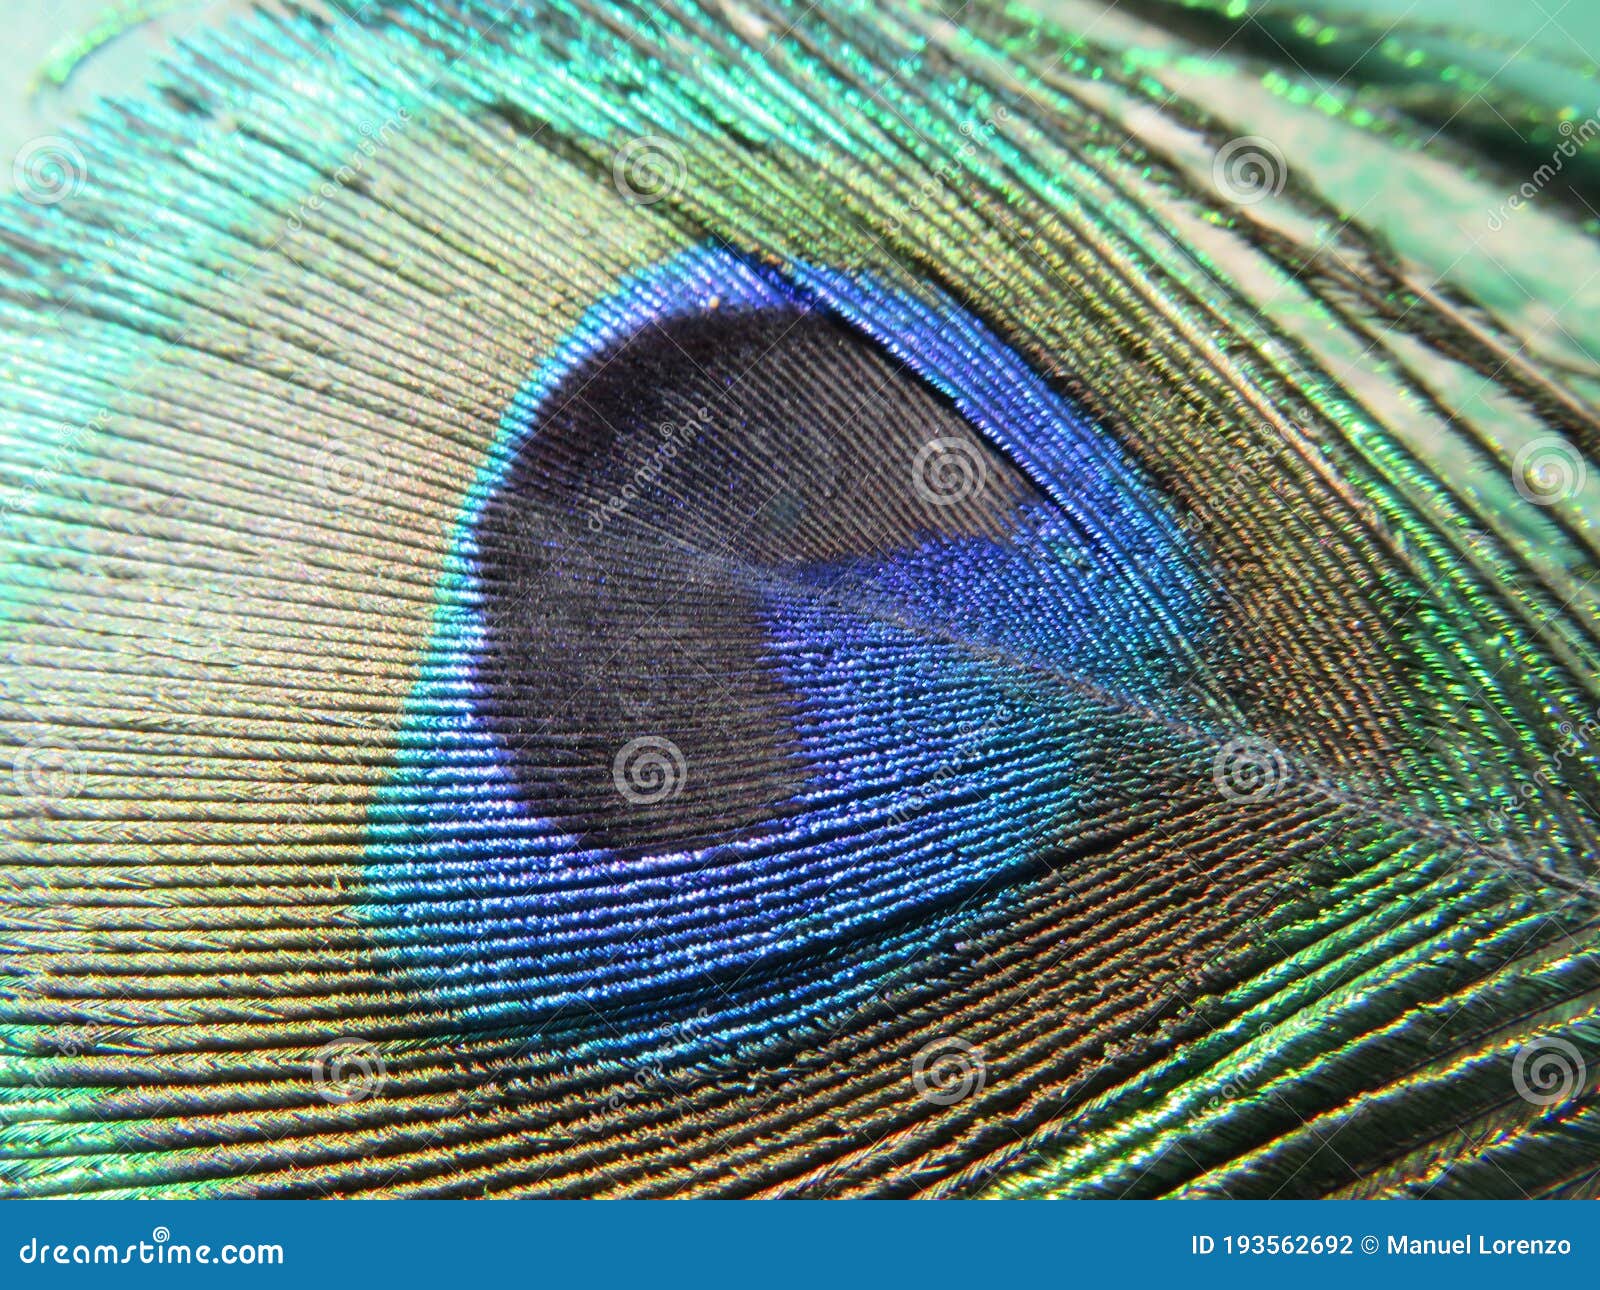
1 0 1599 1198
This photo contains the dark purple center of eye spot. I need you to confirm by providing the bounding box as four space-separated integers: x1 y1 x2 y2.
471 304 1039 856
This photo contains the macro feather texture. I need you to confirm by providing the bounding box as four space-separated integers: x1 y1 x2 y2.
0 0 1598 1198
